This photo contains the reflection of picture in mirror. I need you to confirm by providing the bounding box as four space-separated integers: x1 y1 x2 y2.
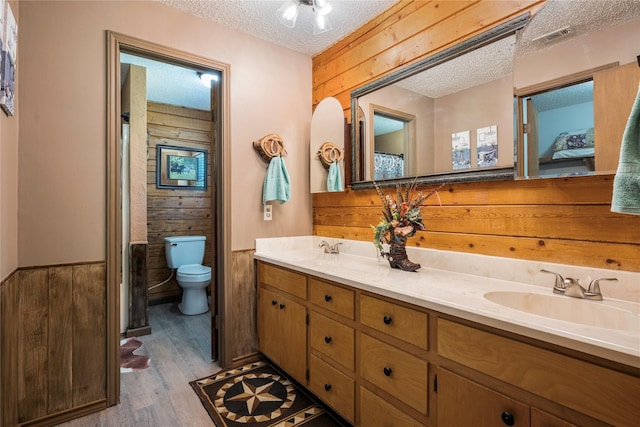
168 155 198 180
451 130 470 170
477 125 498 168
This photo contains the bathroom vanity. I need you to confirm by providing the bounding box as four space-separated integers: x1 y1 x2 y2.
255 237 640 427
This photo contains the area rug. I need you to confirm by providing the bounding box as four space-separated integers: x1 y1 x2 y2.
120 337 150 373
190 360 348 426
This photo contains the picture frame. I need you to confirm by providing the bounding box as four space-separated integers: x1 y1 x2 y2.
0 0 16 116
157 144 207 190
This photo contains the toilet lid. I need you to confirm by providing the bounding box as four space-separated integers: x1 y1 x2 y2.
177 264 211 275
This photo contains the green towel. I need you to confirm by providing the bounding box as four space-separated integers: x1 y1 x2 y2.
327 161 343 192
612 83 640 215
263 156 290 205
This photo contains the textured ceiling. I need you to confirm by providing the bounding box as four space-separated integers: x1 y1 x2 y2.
395 35 516 99
127 0 640 112
157 0 401 56
516 0 640 57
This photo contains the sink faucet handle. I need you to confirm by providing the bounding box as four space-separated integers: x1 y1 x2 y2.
540 269 566 289
587 277 618 294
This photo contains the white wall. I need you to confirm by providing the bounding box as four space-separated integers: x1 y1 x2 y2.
18 0 313 267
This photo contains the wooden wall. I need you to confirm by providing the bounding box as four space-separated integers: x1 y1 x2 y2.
146 102 213 303
1 263 107 427
312 0 640 273
230 250 259 364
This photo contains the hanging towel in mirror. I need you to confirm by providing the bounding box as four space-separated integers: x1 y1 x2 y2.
327 161 343 192
263 156 290 205
611 83 640 215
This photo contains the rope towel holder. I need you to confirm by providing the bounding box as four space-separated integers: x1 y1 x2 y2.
317 142 344 169
253 133 287 164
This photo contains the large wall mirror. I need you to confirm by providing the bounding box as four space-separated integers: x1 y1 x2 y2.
350 15 530 189
514 0 640 179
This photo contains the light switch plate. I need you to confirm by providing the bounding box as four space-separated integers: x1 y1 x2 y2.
264 204 272 221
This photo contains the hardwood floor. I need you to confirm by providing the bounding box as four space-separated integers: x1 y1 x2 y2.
57 303 219 426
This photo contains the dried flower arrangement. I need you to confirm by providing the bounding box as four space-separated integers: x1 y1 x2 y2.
372 181 443 271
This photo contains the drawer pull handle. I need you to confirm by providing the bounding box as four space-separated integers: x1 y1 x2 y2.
324 336 332 344
279 303 285 310
324 294 332 302
324 384 332 392
271 300 277 306
501 411 515 426
383 316 392 325
383 367 392 377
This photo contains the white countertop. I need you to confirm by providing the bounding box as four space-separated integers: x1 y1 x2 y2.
254 236 640 369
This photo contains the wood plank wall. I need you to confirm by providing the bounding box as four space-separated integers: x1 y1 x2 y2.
231 250 258 363
1 263 107 426
311 0 640 273
146 102 213 303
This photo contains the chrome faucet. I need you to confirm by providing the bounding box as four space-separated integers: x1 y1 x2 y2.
540 269 617 301
319 240 342 254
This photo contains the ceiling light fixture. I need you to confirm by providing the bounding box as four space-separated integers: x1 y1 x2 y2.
198 72 219 88
277 0 333 35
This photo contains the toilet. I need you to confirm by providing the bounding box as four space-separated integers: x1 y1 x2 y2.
164 235 211 315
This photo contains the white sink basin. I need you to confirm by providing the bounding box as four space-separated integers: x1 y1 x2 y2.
484 291 640 333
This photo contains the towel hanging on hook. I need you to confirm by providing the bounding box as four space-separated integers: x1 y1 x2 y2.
317 141 344 169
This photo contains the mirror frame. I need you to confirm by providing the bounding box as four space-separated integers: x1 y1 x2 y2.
350 13 530 189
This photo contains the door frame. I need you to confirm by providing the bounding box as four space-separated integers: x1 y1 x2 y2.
106 31 232 405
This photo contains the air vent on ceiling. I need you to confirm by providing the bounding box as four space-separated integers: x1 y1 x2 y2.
532 26 572 43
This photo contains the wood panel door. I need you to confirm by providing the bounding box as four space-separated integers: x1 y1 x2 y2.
594 61 640 172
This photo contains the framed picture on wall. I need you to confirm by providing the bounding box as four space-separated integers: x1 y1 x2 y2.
157 145 208 190
0 0 16 116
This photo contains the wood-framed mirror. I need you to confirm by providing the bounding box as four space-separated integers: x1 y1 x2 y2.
350 14 530 189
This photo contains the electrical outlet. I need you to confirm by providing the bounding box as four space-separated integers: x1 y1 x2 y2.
263 204 273 221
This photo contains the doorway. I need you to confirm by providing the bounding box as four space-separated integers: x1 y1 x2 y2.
106 32 232 406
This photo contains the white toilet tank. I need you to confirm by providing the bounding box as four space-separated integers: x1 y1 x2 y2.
164 236 206 269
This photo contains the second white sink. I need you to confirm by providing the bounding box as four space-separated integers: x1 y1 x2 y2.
484 291 640 333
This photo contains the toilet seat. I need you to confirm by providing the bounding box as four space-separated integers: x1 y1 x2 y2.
177 264 211 283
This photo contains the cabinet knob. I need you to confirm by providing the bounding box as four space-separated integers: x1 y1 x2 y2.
324 336 332 344
383 315 392 325
324 383 332 392
501 411 515 426
279 303 285 310
324 294 332 302
271 300 277 306
383 367 392 377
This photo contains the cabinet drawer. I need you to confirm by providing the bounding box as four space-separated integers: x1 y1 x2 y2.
258 262 306 299
359 386 425 427
309 354 355 423
437 318 640 427
359 333 428 415
309 277 354 319
309 311 354 371
360 294 428 349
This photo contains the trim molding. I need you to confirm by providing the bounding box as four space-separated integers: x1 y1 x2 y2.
106 31 233 409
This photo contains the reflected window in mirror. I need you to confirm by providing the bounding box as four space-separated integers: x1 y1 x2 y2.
517 79 595 179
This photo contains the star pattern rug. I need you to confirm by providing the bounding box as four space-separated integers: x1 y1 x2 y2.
190 360 348 426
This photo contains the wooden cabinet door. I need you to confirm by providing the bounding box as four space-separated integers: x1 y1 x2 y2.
258 286 281 364
437 369 530 427
278 294 307 384
531 408 578 427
